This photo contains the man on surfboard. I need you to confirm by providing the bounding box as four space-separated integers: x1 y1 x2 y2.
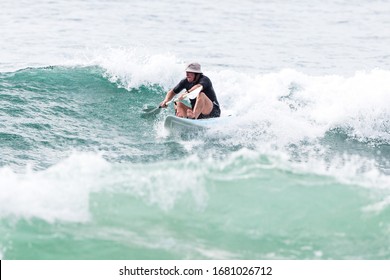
159 62 220 119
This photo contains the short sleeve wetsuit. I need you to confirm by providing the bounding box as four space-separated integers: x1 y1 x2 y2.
172 74 221 118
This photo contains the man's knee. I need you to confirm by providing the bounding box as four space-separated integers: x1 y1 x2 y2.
197 92 213 112
198 92 207 102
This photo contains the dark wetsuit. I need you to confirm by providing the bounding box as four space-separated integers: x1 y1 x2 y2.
172 74 221 119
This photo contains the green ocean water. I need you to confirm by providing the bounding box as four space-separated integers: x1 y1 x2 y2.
1 66 390 259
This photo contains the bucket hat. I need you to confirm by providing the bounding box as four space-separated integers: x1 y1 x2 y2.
185 62 202 73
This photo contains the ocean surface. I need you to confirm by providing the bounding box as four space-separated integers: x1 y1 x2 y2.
1 0 390 260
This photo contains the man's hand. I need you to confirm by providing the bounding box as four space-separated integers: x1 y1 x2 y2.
159 100 168 108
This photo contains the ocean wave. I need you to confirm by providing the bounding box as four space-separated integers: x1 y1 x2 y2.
0 152 209 222
1 148 389 224
3 55 390 150
1 54 390 181
0 152 109 223
77 49 390 144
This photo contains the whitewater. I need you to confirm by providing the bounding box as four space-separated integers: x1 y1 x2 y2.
1 0 390 259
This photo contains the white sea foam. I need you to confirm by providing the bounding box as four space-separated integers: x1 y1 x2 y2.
201 68 390 150
89 48 185 90
0 152 110 223
0 152 210 222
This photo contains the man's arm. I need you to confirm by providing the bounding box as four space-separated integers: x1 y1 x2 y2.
160 89 176 107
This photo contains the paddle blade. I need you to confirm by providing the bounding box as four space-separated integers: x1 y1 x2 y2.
140 105 162 118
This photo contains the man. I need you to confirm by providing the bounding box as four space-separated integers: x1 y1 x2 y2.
159 62 220 119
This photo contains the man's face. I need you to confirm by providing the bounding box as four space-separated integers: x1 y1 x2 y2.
186 72 196 83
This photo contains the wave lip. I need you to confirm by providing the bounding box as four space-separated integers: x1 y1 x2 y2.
0 153 110 223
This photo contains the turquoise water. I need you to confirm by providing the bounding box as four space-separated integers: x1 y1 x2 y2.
1 0 390 260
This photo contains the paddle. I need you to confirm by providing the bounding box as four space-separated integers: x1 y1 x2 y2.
141 104 162 117
140 86 202 118
166 86 202 105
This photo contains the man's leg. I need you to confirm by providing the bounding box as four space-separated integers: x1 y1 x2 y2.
175 102 191 118
187 92 213 119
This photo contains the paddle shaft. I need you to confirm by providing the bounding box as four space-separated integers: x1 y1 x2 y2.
166 86 202 105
